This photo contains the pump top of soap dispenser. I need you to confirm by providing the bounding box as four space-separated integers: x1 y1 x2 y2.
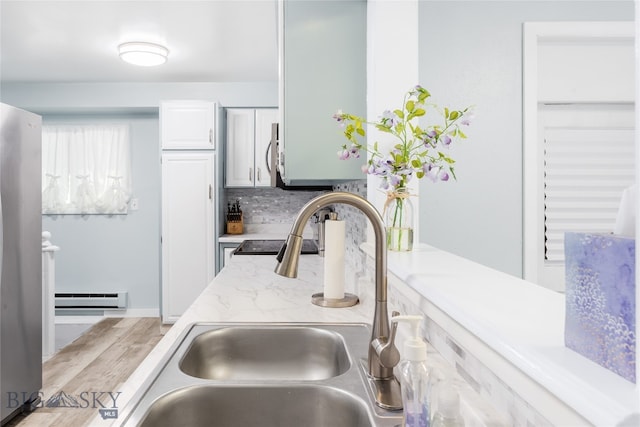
391 315 426 362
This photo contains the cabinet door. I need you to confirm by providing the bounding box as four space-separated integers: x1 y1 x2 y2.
280 0 365 183
161 152 215 323
254 108 279 187
161 101 215 150
225 109 255 187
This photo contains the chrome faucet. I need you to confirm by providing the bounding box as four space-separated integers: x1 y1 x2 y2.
275 192 403 410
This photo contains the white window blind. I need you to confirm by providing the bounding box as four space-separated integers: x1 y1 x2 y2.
543 124 635 263
42 124 132 214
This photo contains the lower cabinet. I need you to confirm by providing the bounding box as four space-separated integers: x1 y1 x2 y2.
161 151 216 323
217 242 240 274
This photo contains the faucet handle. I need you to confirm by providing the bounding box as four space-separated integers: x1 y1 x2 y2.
372 311 401 369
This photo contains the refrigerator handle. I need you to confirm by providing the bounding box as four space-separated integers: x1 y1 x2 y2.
0 172 3 284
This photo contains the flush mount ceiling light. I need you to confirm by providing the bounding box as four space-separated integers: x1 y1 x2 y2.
118 42 169 67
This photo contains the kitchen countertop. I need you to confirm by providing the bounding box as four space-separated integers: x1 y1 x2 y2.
106 250 505 426
108 255 373 426
374 243 640 426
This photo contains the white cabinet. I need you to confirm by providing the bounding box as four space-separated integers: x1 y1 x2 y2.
279 0 365 184
161 101 216 150
225 108 278 187
216 242 240 274
161 151 216 323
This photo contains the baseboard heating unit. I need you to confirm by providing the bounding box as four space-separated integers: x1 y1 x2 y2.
55 292 127 309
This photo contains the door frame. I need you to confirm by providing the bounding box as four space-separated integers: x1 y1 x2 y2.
522 21 635 285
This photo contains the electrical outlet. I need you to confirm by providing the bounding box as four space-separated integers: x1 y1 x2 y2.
130 198 139 211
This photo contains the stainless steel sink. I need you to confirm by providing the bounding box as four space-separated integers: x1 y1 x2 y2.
179 326 350 380
119 323 403 427
137 385 373 427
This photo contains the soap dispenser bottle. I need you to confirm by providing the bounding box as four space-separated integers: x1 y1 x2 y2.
392 315 431 427
431 384 465 427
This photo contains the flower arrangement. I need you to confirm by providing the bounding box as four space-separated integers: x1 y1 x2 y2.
333 85 473 251
333 85 473 191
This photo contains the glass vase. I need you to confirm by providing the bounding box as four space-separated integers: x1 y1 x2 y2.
385 188 414 251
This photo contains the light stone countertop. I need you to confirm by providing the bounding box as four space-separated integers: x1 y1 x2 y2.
95 240 640 427
106 250 504 427
376 243 640 427
107 254 374 426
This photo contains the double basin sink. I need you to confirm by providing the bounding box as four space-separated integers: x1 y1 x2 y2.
120 323 403 426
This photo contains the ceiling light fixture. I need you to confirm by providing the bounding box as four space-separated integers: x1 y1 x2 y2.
118 42 169 67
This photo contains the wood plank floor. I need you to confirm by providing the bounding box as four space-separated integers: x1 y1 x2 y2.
7 318 171 427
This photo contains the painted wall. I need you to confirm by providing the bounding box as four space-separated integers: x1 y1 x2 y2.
3 81 278 313
417 0 634 277
42 113 161 311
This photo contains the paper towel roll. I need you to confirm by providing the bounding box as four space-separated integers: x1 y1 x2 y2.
323 219 345 299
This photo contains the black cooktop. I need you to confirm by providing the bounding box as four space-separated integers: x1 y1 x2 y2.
233 239 319 255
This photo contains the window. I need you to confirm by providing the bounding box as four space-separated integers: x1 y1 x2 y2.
42 124 132 214
523 22 635 291
542 105 635 263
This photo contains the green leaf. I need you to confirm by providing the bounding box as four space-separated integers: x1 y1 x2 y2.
458 130 467 139
413 108 425 117
411 159 422 168
356 128 365 137
394 109 404 119
449 110 460 120
416 171 425 179
376 124 392 133
406 100 415 112
444 107 450 119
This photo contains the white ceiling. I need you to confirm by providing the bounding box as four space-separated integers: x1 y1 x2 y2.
0 0 279 83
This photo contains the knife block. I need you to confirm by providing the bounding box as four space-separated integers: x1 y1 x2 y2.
226 216 243 234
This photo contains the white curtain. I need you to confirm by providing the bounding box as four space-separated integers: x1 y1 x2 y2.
42 124 132 214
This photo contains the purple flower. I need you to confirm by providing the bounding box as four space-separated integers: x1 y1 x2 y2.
460 110 475 126
372 158 392 176
337 148 350 160
333 110 346 127
381 110 400 127
349 145 360 158
441 135 452 146
439 170 450 181
423 164 440 183
389 174 402 187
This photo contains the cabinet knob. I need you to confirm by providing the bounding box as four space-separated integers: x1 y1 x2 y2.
249 167 253 182
257 167 262 182
209 129 213 145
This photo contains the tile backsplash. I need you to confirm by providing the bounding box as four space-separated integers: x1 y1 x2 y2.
224 187 328 225
224 180 367 271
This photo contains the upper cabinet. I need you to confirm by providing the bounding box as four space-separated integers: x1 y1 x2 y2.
225 108 278 187
279 0 366 184
161 101 216 150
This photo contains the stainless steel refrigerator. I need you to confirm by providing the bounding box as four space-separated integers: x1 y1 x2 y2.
0 103 42 424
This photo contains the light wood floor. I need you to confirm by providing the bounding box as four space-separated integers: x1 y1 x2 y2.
7 317 170 427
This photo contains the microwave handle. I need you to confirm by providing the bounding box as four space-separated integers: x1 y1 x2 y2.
265 141 272 175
